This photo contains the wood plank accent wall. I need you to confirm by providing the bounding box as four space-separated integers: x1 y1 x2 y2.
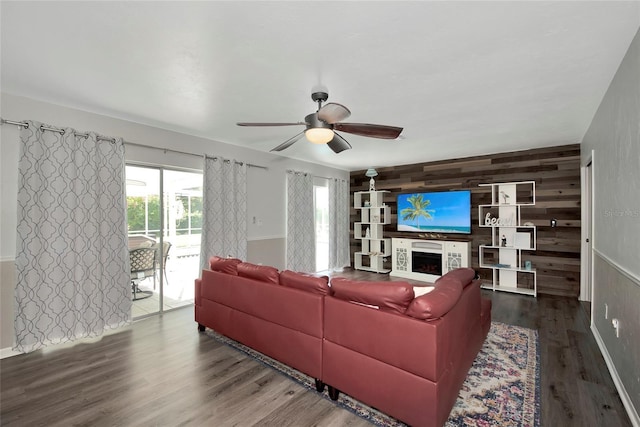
349 144 581 297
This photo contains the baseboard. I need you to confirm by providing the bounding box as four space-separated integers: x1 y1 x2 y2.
0 346 22 359
592 324 640 427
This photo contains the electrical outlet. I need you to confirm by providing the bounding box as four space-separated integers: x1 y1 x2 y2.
612 318 620 338
605 303 608 319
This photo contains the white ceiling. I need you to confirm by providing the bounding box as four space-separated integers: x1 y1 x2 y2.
2 1 639 171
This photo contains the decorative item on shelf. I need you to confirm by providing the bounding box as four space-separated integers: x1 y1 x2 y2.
417 233 443 239
365 227 370 238
365 168 378 191
500 191 510 204
501 235 507 247
364 200 371 207
484 212 516 226
524 260 532 270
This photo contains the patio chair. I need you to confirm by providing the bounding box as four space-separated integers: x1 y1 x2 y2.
130 247 156 300
155 241 172 286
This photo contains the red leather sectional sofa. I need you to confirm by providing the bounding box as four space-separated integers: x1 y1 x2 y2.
195 257 330 386
195 256 492 427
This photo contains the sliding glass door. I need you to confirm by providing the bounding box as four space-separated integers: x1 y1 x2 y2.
126 165 203 318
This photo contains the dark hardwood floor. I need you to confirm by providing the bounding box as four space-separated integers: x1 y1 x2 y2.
1 269 632 427
484 291 630 427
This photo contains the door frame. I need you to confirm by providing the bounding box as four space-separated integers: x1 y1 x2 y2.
126 163 203 317
580 150 594 303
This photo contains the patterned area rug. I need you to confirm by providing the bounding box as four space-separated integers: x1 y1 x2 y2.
205 322 540 426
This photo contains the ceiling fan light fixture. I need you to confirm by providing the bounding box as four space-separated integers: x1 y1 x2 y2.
238 90 402 153
305 127 334 144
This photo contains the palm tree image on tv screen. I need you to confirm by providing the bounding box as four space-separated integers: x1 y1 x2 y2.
397 191 471 234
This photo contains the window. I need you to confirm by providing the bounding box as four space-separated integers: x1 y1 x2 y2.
314 180 329 272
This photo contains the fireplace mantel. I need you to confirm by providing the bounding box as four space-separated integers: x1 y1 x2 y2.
390 238 470 282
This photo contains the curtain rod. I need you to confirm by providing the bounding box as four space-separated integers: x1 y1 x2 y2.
287 169 346 181
1 118 268 170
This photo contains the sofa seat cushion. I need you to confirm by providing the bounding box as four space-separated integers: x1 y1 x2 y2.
406 278 463 320
237 262 280 285
209 256 242 275
330 277 414 314
436 267 476 288
280 270 330 295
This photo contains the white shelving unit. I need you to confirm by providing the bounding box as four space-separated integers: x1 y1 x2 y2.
354 190 391 273
478 181 537 297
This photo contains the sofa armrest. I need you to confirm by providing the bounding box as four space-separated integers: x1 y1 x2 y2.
405 278 462 320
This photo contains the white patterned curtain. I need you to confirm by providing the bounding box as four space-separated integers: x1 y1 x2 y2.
199 156 247 271
286 170 315 272
14 121 130 353
328 178 351 271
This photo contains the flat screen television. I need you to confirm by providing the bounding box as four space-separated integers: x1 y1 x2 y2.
397 190 471 234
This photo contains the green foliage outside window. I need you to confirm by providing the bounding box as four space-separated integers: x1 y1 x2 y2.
127 195 203 236
127 195 160 234
175 195 203 234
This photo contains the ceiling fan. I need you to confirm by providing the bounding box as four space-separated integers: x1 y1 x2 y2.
237 91 403 154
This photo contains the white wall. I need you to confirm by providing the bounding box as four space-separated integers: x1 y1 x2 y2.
581 28 640 425
0 93 349 349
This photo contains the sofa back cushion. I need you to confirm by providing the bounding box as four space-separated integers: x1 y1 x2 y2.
329 277 414 314
280 270 330 295
237 262 280 285
199 269 324 339
209 256 242 275
405 277 463 320
436 267 476 288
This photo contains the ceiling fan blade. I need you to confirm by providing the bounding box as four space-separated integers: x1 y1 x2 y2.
237 122 304 127
327 133 352 154
317 103 351 124
270 131 305 152
334 122 403 139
